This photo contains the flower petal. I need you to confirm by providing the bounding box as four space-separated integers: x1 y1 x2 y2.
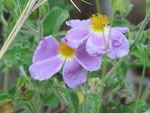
33 35 58 63
76 44 102 71
63 59 87 89
86 34 106 56
66 19 90 28
65 28 89 48
29 56 64 81
108 30 129 59
113 27 129 33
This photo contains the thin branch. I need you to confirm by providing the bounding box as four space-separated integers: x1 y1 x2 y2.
69 0 81 12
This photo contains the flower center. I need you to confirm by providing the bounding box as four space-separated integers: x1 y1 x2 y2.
58 42 75 58
90 14 109 31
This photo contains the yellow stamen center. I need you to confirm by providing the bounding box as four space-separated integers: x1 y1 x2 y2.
58 42 75 58
90 14 109 31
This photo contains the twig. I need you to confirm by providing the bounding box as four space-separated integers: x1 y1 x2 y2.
69 0 81 12
81 0 93 5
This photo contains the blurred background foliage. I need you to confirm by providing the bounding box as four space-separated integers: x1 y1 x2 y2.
0 0 150 113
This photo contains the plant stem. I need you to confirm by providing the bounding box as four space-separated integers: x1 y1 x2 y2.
133 65 146 113
37 21 43 38
32 0 47 11
95 0 101 13
134 48 147 113
98 58 124 113
56 89 69 105
0 15 8 26
4 68 9 93
97 82 104 113
131 15 149 49
84 72 89 113
142 80 150 101
30 101 37 113
104 58 124 81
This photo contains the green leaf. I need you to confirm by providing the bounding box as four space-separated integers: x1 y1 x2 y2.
0 94 12 101
111 0 133 16
44 92 59 107
112 18 129 27
2 0 15 11
4 43 33 66
17 0 28 6
131 45 150 67
117 100 148 113
43 7 69 36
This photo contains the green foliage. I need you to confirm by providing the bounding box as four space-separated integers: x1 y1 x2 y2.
29 2 49 20
146 0 150 16
44 92 60 107
0 94 13 101
43 7 69 36
2 0 15 11
68 90 79 113
131 31 150 67
112 18 129 27
111 0 133 16
4 41 33 67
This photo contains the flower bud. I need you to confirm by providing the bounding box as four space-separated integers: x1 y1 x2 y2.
17 83 34 101
29 3 49 20
2 0 15 11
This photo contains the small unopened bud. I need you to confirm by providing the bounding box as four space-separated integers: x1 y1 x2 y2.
2 0 15 11
29 3 49 20
18 83 34 101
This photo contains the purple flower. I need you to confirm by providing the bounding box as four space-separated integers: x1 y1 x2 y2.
65 14 129 59
29 35 102 89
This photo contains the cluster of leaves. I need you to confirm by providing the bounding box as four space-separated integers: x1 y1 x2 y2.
0 0 150 113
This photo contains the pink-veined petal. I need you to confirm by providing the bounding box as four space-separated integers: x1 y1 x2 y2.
63 59 87 89
108 30 129 59
76 44 102 71
29 56 64 81
113 27 129 33
66 19 90 28
65 28 89 48
33 35 58 63
86 34 106 56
